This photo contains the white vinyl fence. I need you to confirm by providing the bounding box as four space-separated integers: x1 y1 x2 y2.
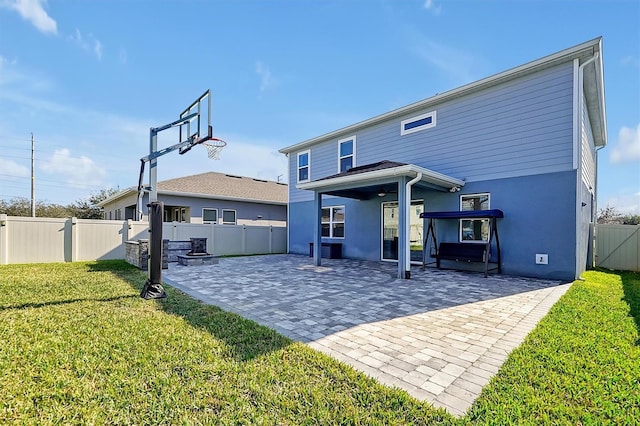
596 224 640 272
0 214 286 265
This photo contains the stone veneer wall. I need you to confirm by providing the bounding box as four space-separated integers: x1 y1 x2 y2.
125 239 168 270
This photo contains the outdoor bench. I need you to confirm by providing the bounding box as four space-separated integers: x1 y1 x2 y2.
308 242 343 259
432 242 487 265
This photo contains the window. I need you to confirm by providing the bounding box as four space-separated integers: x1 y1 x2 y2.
338 136 356 173
460 193 490 242
203 208 218 224
221 209 237 225
297 150 310 183
321 206 345 238
400 111 437 135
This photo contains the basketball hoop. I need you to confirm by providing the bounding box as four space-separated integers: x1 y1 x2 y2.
202 137 227 160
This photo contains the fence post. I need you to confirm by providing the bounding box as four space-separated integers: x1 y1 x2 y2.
70 217 78 262
0 214 8 265
269 226 273 254
242 225 247 255
125 219 132 242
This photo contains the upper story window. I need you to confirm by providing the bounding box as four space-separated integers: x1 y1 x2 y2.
297 151 310 183
203 208 218 224
460 193 490 242
400 111 437 135
338 136 356 173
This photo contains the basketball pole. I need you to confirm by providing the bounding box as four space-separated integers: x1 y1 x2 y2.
138 90 213 300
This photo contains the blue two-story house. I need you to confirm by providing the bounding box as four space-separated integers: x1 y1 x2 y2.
279 38 606 281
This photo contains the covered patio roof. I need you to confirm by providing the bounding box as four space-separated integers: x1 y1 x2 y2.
296 160 465 199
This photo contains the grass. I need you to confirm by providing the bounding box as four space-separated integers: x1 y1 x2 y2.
0 262 638 424
465 269 640 424
0 261 451 425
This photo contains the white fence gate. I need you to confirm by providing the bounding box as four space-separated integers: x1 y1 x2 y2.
596 224 640 272
0 214 286 265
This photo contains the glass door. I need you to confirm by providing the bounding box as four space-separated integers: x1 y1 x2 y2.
381 200 424 262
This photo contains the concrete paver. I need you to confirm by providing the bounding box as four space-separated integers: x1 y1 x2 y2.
164 254 570 416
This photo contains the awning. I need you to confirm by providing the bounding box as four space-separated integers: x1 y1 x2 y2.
296 160 465 199
420 209 504 219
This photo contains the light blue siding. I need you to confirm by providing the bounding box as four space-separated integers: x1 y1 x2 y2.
289 62 575 205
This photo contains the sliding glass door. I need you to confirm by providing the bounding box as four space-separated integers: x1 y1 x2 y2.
381 200 424 262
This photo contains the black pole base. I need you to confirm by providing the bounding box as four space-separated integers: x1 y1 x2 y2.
140 280 167 300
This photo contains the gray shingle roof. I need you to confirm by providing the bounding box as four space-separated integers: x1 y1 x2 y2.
157 172 287 204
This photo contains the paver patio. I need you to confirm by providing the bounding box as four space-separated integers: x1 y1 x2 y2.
163 254 571 416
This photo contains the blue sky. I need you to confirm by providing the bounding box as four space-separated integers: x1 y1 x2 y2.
0 0 638 213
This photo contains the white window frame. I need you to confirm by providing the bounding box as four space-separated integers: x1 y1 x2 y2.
337 136 356 173
202 208 218 224
321 205 345 239
459 193 490 243
221 209 237 225
400 110 437 135
297 150 310 183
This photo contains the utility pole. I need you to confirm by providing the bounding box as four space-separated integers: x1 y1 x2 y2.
31 133 35 217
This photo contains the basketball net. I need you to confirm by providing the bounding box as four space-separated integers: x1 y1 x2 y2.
202 138 227 160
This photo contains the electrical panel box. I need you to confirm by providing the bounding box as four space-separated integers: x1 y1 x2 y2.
536 254 549 265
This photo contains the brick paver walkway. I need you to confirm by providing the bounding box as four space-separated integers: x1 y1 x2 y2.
163 254 571 416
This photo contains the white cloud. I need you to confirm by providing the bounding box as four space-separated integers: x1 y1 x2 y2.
412 38 481 84
2 0 57 34
424 0 442 15
604 192 640 215
0 158 29 177
255 60 276 92
41 148 108 188
621 55 640 69
94 40 103 61
610 123 640 164
68 28 103 60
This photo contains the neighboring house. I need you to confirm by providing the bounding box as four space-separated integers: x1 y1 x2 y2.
98 172 288 227
279 38 606 281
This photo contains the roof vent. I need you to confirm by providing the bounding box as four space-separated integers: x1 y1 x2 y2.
225 174 243 179
252 178 268 183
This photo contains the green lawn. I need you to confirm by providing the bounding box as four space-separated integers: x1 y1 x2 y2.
0 261 638 424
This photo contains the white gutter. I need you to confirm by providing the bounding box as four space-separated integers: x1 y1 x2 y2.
297 165 464 191
575 52 599 279
405 172 422 276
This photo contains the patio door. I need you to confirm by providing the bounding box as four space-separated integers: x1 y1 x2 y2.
381 200 424 262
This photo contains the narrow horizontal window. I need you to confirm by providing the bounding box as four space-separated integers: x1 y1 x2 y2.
400 111 437 135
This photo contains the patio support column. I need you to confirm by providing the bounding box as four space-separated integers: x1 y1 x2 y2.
313 191 322 266
397 177 408 279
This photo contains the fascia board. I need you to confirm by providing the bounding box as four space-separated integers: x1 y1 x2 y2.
296 165 464 191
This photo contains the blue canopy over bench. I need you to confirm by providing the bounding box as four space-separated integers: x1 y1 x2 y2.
419 209 504 277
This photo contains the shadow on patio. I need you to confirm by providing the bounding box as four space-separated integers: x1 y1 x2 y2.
162 254 563 343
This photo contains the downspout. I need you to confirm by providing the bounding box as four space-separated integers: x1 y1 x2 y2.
575 52 599 279
404 172 422 278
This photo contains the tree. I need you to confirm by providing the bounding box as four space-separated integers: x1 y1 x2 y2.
597 205 640 225
69 187 120 219
0 197 71 217
597 205 622 224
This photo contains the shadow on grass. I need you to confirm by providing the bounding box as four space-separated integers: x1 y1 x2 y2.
0 294 138 311
620 270 640 345
86 261 291 362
